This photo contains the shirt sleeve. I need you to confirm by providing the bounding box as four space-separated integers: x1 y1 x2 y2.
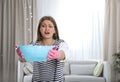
58 41 69 60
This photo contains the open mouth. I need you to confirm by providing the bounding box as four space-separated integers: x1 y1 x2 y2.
45 31 50 34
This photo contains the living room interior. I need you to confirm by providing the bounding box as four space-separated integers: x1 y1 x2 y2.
0 0 120 82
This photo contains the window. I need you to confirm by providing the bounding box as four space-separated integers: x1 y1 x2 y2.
37 0 105 60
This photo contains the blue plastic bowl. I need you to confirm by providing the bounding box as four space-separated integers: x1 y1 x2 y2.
19 45 54 62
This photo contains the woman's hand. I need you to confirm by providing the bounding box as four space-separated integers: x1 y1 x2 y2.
47 49 61 60
15 44 26 62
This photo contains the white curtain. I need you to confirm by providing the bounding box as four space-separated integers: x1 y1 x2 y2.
0 0 17 81
0 0 37 82
37 0 105 61
17 1 37 82
16 0 37 45
103 0 120 82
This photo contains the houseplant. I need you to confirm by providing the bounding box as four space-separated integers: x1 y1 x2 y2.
113 52 120 82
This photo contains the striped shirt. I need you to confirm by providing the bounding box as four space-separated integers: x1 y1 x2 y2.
32 39 68 82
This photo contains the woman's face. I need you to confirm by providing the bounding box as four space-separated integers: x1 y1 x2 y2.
40 20 55 39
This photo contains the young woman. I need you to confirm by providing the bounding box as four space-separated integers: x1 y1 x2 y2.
30 16 68 82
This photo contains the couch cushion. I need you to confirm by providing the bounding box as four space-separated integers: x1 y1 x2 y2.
69 61 97 75
65 75 105 82
63 62 70 75
24 75 32 82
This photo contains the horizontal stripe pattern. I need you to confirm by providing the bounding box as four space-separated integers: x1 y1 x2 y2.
32 39 65 82
32 60 64 82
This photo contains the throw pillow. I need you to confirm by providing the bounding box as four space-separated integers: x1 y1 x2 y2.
23 62 33 75
93 62 103 77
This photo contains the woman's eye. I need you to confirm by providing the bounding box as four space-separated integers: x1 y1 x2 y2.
41 25 45 28
49 26 53 28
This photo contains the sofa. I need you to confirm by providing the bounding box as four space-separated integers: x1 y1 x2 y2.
18 60 110 82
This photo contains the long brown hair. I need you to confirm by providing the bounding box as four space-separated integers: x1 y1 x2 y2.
36 16 59 41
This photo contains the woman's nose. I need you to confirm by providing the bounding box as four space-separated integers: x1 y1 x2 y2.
45 26 49 30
